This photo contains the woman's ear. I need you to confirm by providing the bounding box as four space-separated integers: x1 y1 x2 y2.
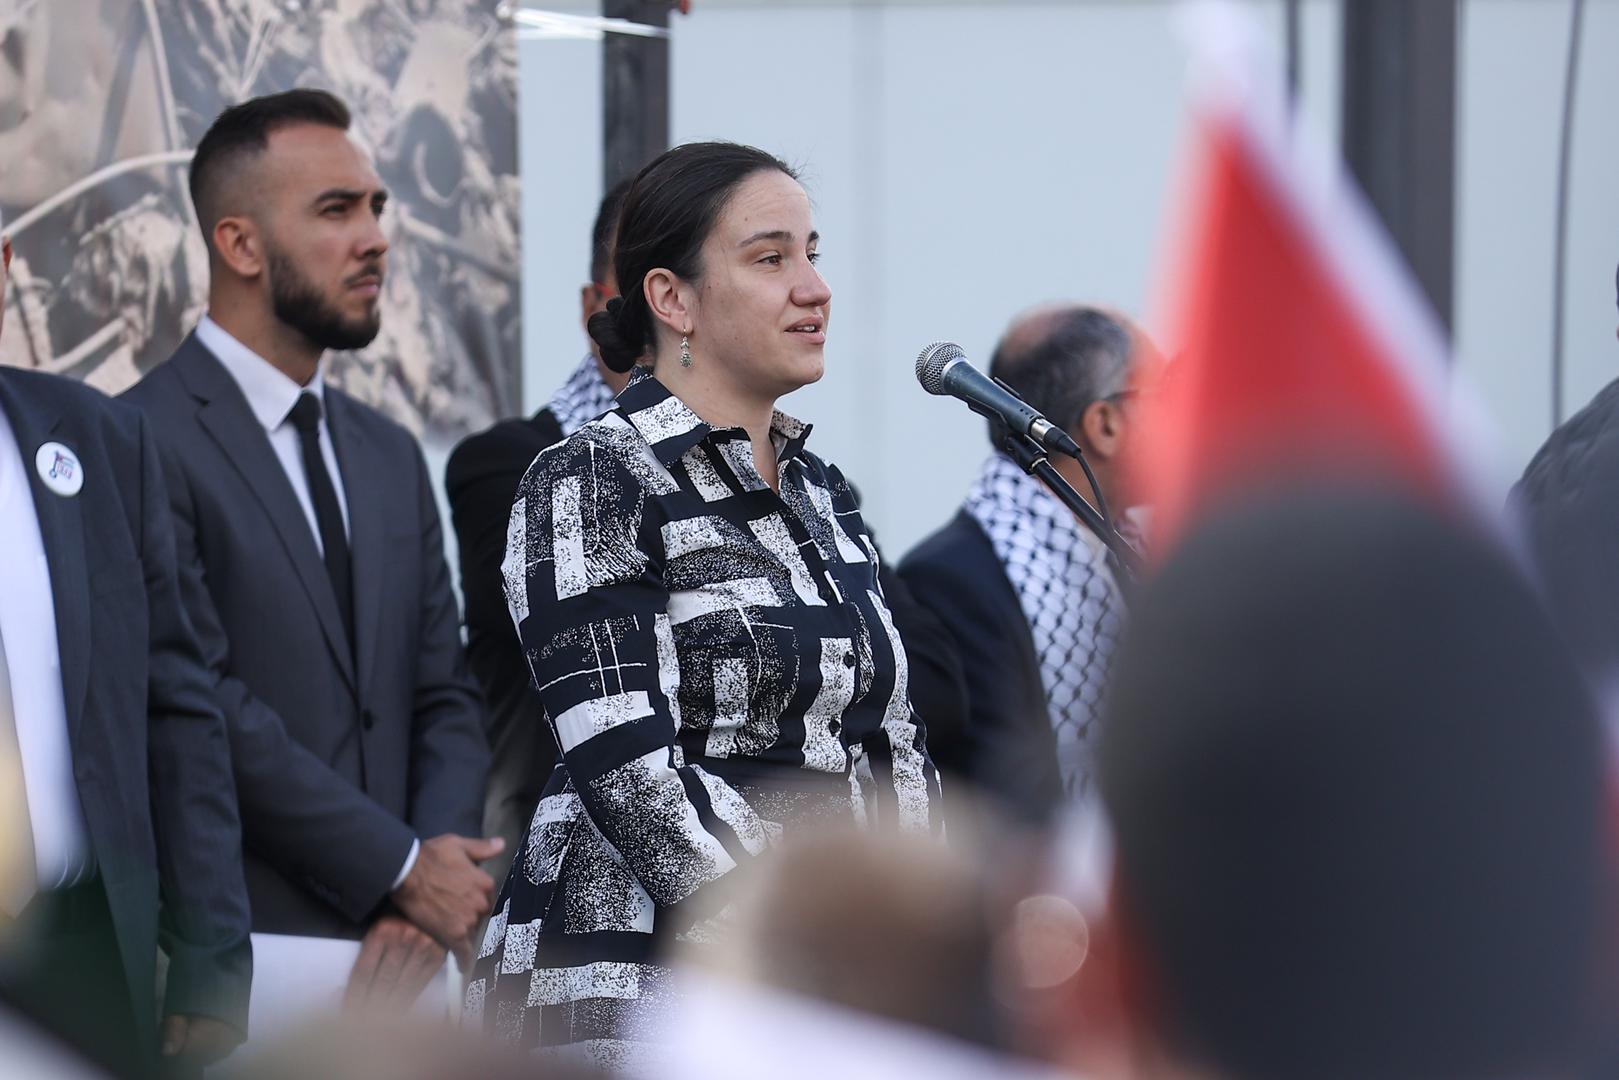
644 268 693 336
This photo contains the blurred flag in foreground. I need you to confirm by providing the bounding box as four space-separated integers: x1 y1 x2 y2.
1135 2 1501 564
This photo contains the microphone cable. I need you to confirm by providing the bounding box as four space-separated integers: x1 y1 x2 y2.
988 377 1113 527
1550 0 1587 428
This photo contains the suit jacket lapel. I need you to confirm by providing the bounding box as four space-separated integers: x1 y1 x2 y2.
172 338 358 695
324 392 384 699
0 376 91 745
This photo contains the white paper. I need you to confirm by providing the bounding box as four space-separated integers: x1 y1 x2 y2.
244 932 450 1041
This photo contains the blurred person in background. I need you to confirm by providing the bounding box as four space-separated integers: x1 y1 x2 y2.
446 180 632 886
120 89 494 1013
0 225 252 1074
902 305 1151 824
466 141 942 1065
1513 261 1619 686
1093 488 1611 1080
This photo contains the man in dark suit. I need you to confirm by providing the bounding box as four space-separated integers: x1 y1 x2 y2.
121 90 495 1001
901 306 1150 823
0 236 252 1074
445 181 630 880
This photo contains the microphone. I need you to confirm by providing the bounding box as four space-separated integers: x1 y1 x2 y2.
914 342 1083 459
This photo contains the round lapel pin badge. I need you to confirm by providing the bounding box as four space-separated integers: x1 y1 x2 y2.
36 441 84 497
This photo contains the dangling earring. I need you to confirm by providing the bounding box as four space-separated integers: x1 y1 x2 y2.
680 334 692 368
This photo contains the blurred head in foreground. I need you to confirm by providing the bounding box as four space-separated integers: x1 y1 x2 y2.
228 1020 602 1080
649 815 1080 1080
1098 487 1611 1080
706 816 1034 1051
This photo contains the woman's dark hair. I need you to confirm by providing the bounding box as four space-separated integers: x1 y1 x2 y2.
589 141 797 373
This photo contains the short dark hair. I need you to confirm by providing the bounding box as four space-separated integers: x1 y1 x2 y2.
589 179 633 285
1100 488 1609 1080
588 141 797 373
986 306 1132 443
189 88 352 243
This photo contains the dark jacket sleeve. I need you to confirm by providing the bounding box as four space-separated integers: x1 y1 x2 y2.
877 562 969 777
156 438 418 923
403 439 491 839
445 415 560 738
446 414 562 855
900 519 1062 824
445 416 559 656
136 413 254 1030
853 498 966 788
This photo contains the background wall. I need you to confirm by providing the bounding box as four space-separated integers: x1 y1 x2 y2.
521 0 1618 556
0 2 1610 571
1456 0 1619 472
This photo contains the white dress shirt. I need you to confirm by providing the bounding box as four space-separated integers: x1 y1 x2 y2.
196 316 419 890
0 402 94 891
195 316 351 551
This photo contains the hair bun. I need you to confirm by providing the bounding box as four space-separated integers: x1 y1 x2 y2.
588 306 641 374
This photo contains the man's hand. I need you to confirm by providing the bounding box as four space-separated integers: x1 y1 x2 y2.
390 833 503 950
345 914 448 1013
160 1014 242 1067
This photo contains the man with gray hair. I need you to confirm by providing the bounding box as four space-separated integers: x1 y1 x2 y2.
900 304 1149 823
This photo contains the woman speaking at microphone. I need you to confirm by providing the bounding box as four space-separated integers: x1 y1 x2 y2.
465 141 942 1061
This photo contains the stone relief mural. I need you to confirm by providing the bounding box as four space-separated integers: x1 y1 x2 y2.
0 0 521 440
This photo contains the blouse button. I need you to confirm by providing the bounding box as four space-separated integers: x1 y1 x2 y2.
842 651 856 669
828 719 841 735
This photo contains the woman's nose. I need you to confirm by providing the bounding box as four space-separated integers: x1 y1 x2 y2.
795 264 831 308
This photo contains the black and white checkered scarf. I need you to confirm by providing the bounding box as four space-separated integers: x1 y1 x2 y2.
548 353 619 437
963 453 1124 798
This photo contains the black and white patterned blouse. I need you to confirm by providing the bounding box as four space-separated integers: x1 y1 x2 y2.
466 369 942 1064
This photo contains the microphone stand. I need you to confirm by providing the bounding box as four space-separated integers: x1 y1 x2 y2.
992 427 1144 584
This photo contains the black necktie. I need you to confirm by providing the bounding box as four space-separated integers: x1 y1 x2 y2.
289 392 354 650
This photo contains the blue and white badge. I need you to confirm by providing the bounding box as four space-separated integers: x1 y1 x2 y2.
35 441 83 497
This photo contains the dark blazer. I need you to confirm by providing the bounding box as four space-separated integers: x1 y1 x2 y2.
0 369 252 1047
900 510 1062 823
875 565 971 798
121 333 489 938
444 407 564 873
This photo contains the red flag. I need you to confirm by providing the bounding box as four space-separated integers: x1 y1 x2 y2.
1137 8 1490 562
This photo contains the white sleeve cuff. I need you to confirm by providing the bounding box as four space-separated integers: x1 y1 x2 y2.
391 838 421 892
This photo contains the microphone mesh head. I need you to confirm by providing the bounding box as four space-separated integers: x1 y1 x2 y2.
915 341 965 395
